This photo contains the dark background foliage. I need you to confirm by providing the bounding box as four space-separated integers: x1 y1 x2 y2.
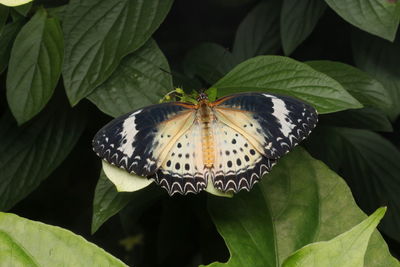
0 0 399 266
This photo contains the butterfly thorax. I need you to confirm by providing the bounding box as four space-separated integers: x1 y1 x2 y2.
197 99 215 168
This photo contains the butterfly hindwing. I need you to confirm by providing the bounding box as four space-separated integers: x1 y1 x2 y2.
149 121 207 195
212 121 276 192
92 102 196 177
214 92 318 159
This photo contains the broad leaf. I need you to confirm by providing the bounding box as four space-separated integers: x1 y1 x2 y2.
232 0 281 62
183 42 239 85
306 127 400 243
282 207 386 267
211 56 362 114
62 0 173 106
13 1 31 16
0 19 24 73
306 60 391 113
0 0 32 7
206 148 398 267
352 30 400 120
6 8 63 124
325 0 400 41
0 96 86 211
88 39 172 118
281 0 326 55
0 5 8 33
321 108 393 132
0 212 127 266
91 170 163 234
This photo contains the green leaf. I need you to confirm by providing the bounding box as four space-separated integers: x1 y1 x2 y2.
0 0 32 7
13 1 31 16
91 170 163 234
281 0 326 55
282 207 387 267
306 60 391 113
0 5 9 34
102 161 153 192
183 42 239 85
62 0 173 106
0 19 24 73
88 39 172 118
232 0 281 62
6 8 63 124
0 212 127 266
211 55 362 114
325 0 400 41
352 30 400 120
206 148 398 267
321 108 393 132
306 127 400 243
0 96 86 211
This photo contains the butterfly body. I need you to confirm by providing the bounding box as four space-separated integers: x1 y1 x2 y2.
93 92 318 195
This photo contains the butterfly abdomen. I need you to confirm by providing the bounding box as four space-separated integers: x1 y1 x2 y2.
198 100 215 168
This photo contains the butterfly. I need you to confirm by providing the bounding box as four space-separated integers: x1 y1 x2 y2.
92 92 318 195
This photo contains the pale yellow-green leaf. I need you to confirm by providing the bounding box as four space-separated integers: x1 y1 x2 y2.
0 0 32 7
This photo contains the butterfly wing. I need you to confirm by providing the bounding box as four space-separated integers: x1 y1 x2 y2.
92 102 197 177
213 92 318 159
211 92 317 192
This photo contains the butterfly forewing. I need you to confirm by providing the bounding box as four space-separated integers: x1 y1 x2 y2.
214 93 318 159
92 102 196 177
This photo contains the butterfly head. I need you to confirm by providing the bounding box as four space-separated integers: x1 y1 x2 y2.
197 91 208 102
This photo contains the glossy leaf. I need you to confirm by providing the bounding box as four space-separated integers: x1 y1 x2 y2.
352 30 400 120
62 0 173 106
0 212 127 266
306 127 400 243
91 170 163 234
0 19 24 73
211 55 362 114
281 0 326 55
0 97 86 211
306 60 391 113
6 8 63 124
232 0 281 62
206 148 398 267
321 108 393 132
183 42 239 85
325 0 400 41
0 0 32 7
282 207 386 267
88 39 172 118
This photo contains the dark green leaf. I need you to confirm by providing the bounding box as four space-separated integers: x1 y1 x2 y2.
47 5 67 22
62 0 174 106
211 55 362 114
92 170 163 234
6 8 64 124
0 96 86 211
281 0 326 55
282 207 387 267
0 5 9 34
206 148 398 266
0 19 24 73
352 30 400 120
306 127 400 243
13 1 31 16
183 42 239 85
232 0 281 62
0 212 128 266
321 108 393 132
306 60 391 112
325 0 400 41
87 39 172 118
